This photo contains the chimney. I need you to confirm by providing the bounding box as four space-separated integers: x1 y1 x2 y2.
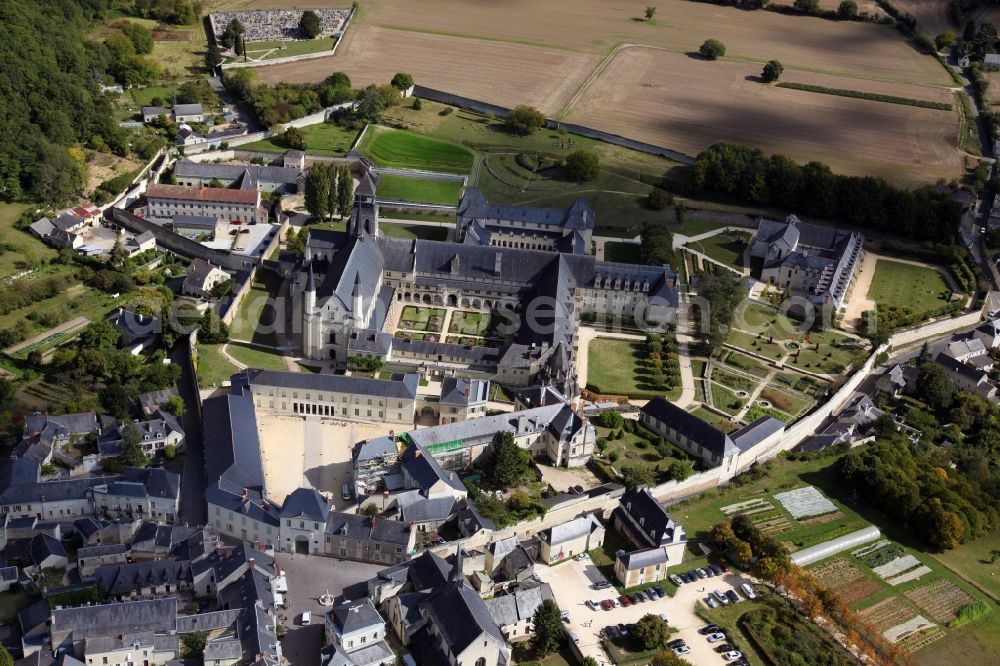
494 254 502 276
248 558 255 571
518 415 527 432
415 449 422 458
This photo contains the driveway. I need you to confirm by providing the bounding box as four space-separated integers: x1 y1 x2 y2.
537 558 749 666
274 552 385 666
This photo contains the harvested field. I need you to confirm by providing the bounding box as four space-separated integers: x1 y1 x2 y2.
564 46 962 185
859 597 920 633
801 510 846 526
893 0 956 39
256 25 598 115
833 578 882 605
903 579 973 624
810 557 864 588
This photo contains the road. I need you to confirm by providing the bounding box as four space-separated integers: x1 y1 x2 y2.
171 339 207 526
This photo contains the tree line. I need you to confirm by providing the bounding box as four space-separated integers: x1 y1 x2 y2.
303 163 353 221
690 142 962 242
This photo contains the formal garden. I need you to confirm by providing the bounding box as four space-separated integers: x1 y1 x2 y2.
586 333 681 400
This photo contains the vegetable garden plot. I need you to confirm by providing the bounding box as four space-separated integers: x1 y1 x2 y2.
859 597 920 633
884 615 935 643
774 485 839 519
903 579 973 623
810 558 865 587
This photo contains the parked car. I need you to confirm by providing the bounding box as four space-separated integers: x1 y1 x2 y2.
586 599 601 611
667 639 686 649
705 595 719 609
699 624 721 635
703 566 717 577
646 588 659 600
617 623 629 636
722 651 743 661
594 580 612 590
719 563 731 573
659 613 669 623
600 599 614 611
576 553 588 561
653 586 667 597
561 610 570 624
670 574 684 586
570 631 580 644
683 572 697 583
741 583 757 599
637 591 650 602
726 590 741 604
706 632 727 643
618 595 631 607
695 568 708 579
673 646 692 656
709 564 724 576
300 611 312 625
713 590 730 605
612 597 622 608
628 594 641 604
715 643 735 653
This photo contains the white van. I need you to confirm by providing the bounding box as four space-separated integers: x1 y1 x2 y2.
301 611 312 625
741 583 757 599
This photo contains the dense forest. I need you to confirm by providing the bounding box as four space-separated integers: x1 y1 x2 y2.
690 142 963 242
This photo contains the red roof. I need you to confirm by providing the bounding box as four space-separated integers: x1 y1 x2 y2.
146 184 259 206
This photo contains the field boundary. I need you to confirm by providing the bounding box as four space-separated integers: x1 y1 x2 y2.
776 82 953 110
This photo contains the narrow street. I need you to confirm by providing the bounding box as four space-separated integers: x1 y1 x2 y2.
170 339 207 526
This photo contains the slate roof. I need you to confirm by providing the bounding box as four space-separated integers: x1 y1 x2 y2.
439 377 489 406
312 234 383 314
541 513 602 547
202 392 265 489
935 352 988 383
77 543 127 560
174 159 301 185
485 583 552 627
175 609 242 633
329 598 383 634
615 487 685 549
418 581 506 657
240 368 419 400
729 416 785 453
94 560 191 596
204 639 243 661
617 546 670 570
30 533 66 565
399 443 466 494
458 187 594 231
173 103 204 116
390 337 499 366
51 598 177 637
352 436 398 466
396 491 458 524
325 512 412 545
641 396 737 458
171 214 219 228
280 488 330 522
407 550 452 591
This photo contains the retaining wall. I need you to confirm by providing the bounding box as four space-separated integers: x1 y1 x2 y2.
887 310 983 348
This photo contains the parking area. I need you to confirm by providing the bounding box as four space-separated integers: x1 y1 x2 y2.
537 557 754 666
274 552 384 666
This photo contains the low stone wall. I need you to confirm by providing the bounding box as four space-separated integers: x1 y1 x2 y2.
887 310 983 348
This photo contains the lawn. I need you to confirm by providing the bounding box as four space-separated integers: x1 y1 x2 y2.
379 222 448 240
685 231 750 268
242 36 336 61
359 127 475 173
229 271 283 346
226 342 291 371
867 258 953 315
596 423 696 480
0 203 56 280
375 174 463 205
602 241 642 264
398 305 446 332
378 210 455 223
586 337 678 400
449 310 492 336
196 343 239 388
243 122 360 157
510 644 576 666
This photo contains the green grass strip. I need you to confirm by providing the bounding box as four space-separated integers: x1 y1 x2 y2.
776 82 952 111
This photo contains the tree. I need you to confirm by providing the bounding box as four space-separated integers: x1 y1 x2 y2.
504 105 545 135
221 18 245 50
936 31 956 50
530 599 563 656
645 6 657 20
205 43 222 71
582 659 600 666
485 431 531 487
699 39 726 60
120 22 154 55
666 459 691 481
362 503 379 517
761 60 783 83
837 0 858 18
599 410 624 429
198 310 229 344
164 444 177 460
284 126 305 150
710 522 736 547
633 614 673 650
166 395 186 417
299 10 321 38
305 164 331 220
337 166 353 218
0 645 14 666
918 363 954 410
731 539 753 565
794 0 820 12
622 464 655 489
565 150 600 181
81 320 121 351
325 163 339 221
650 652 687 666
120 423 148 468
391 72 414 91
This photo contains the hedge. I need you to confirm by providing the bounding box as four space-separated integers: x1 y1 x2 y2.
776 82 952 110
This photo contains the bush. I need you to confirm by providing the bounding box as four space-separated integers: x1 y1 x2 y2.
504 105 545 135
599 410 624 430
837 0 858 18
647 189 669 210
412 97 422 110
164 444 177 460
565 150 600 181
936 31 956 50
699 39 726 60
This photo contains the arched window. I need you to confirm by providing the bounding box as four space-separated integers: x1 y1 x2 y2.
475 659 486 666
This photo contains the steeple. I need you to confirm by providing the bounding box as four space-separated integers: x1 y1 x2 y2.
348 171 380 238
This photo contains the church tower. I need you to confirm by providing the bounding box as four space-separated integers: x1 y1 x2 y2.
348 171 379 238
303 262 318 358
